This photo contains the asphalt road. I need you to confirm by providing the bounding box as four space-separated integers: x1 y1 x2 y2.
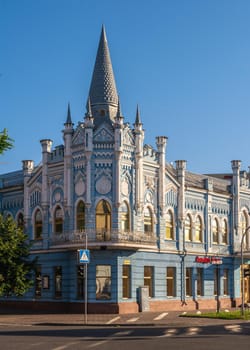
0 324 250 350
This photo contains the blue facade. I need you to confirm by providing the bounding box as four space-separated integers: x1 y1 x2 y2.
0 27 250 313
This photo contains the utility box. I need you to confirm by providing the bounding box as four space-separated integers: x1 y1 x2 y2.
138 286 150 312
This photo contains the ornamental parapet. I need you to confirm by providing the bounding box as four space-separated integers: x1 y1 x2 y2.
50 229 157 248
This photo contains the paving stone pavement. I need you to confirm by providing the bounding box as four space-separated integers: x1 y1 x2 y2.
0 310 248 327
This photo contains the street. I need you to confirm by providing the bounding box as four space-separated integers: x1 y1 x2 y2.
0 323 249 350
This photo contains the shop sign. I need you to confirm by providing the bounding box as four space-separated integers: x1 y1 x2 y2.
195 256 223 264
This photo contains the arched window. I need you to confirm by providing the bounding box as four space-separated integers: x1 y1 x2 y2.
212 218 219 244
121 202 130 232
54 206 63 234
195 216 202 242
34 209 42 240
144 207 153 234
166 210 174 240
240 211 248 246
221 219 228 244
17 212 24 231
76 201 85 230
96 200 111 232
184 215 192 241
240 211 248 235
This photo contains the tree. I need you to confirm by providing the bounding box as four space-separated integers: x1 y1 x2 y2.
0 215 37 297
0 128 14 155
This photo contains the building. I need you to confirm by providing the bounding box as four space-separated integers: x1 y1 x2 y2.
1 26 250 314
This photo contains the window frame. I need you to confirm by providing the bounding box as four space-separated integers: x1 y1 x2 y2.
166 210 174 240
184 214 192 241
96 265 111 300
76 200 85 231
144 207 154 234
122 264 131 299
194 215 202 242
166 267 176 297
34 209 43 240
144 266 154 298
54 205 63 234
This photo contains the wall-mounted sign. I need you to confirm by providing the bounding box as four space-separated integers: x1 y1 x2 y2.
195 256 223 265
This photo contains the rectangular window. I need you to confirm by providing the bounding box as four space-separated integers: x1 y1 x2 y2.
144 266 154 297
35 265 42 298
77 265 85 299
185 268 193 297
223 269 229 295
166 267 176 297
197 268 203 297
96 265 111 300
54 266 62 298
122 265 131 298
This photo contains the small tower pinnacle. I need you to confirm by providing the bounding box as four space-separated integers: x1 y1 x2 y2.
135 104 142 125
65 103 73 126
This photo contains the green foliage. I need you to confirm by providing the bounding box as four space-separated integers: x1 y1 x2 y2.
0 215 37 297
0 128 14 155
181 310 250 320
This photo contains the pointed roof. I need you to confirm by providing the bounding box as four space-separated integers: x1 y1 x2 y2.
135 104 141 125
85 96 93 118
116 96 123 118
88 26 118 109
65 103 73 125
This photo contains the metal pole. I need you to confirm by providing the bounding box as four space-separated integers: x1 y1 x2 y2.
241 226 250 316
85 233 88 325
216 265 220 313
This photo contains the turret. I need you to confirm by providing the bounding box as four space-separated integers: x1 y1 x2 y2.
40 139 52 207
63 104 74 208
175 160 187 227
84 98 94 205
134 105 144 211
114 98 124 206
156 136 168 213
22 160 34 232
231 160 241 237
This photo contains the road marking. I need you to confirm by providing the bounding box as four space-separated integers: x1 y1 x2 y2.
52 341 81 350
112 330 133 337
126 317 140 323
185 327 200 336
153 312 168 320
225 324 241 333
106 316 120 324
87 340 109 348
159 328 178 337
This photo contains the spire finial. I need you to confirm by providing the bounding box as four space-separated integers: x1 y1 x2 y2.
65 102 73 125
116 96 123 118
85 96 93 118
135 104 141 125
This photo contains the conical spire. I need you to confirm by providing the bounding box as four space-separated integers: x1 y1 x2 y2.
65 103 73 125
85 96 93 118
116 96 123 118
135 104 141 125
88 25 118 121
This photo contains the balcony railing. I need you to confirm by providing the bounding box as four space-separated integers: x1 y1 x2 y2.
50 229 157 247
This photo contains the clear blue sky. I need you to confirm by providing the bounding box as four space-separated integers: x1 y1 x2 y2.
1 0 250 175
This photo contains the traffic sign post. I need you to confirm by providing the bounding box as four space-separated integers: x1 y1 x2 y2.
79 249 90 264
77 235 89 324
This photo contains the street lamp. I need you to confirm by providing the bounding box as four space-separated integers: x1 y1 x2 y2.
240 226 250 316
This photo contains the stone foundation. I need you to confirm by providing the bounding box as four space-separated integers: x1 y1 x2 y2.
0 298 238 314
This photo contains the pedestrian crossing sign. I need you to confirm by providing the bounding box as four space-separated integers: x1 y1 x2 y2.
78 249 90 264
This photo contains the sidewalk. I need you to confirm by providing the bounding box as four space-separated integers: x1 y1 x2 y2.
0 310 248 327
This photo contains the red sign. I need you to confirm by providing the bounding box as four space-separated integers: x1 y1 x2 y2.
195 256 222 264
